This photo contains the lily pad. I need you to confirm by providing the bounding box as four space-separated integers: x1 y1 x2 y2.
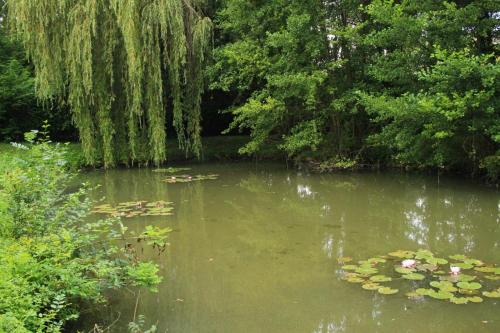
341 265 358 271
388 250 415 259
377 287 398 295
449 297 469 305
467 296 483 303
355 267 378 275
346 276 365 283
395 267 416 274
458 288 478 296
415 249 434 259
163 174 219 183
416 264 438 272
367 257 387 264
430 281 457 292
416 288 432 296
474 266 495 273
153 167 191 173
449 254 468 261
339 250 500 305
482 290 500 298
362 283 381 290
369 275 392 283
92 200 174 217
453 262 473 270
463 259 484 266
428 290 454 300
402 273 425 281
426 257 448 265
337 257 353 264
457 274 476 282
456 282 481 290
405 291 424 300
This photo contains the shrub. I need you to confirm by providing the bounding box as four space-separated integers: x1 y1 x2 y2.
0 130 169 332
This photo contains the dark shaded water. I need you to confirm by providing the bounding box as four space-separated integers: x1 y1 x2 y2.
80 162 499 332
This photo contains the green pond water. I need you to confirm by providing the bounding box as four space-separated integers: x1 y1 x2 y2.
80 162 500 333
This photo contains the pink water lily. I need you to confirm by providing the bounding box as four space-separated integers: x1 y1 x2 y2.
402 259 416 268
450 266 461 275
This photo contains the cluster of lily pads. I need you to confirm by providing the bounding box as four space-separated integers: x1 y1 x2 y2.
162 174 219 183
92 200 173 218
338 249 500 304
153 167 191 173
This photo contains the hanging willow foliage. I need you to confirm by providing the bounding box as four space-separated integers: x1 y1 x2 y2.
6 0 211 167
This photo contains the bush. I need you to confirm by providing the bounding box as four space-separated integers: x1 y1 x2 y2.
0 130 169 332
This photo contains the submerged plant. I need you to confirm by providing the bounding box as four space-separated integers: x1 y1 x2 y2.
338 249 500 306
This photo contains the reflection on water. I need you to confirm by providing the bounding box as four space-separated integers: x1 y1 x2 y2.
80 163 500 332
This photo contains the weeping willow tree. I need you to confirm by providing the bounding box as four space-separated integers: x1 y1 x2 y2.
6 0 211 167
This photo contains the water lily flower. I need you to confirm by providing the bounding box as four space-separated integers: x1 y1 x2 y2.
402 259 416 268
171 176 176 180
450 266 461 275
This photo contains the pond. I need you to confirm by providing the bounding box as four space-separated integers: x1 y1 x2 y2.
80 162 500 332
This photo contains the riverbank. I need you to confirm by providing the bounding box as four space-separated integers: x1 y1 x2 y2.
0 136 282 170
1 136 497 185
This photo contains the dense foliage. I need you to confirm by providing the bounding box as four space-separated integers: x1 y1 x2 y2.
209 0 499 179
0 26 75 143
6 0 211 167
1 0 498 179
0 128 169 332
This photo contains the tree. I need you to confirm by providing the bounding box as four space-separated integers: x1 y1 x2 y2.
210 0 499 179
6 0 211 167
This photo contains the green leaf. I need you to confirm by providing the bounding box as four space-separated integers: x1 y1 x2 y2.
449 254 467 261
428 290 454 300
456 282 481 290
467 296 483 303
473 266 495 273
416 264 438 272
341 265 358 271
482 290 500 298
463 259 484 266
402 273 425 281
416 288 432 296
388 250 415 258
430 281 457 292
426 257 448 265
346 276 365 283
453 262 473 269
405 291 424 300
362 282 381 290
458 288 478 296
456 274 476 282
337 257 353 264
377 287 398 295
415 249 434 259
449 297 468 305
367 257 387 264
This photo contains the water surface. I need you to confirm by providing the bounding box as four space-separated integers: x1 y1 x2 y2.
81 162 500 332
